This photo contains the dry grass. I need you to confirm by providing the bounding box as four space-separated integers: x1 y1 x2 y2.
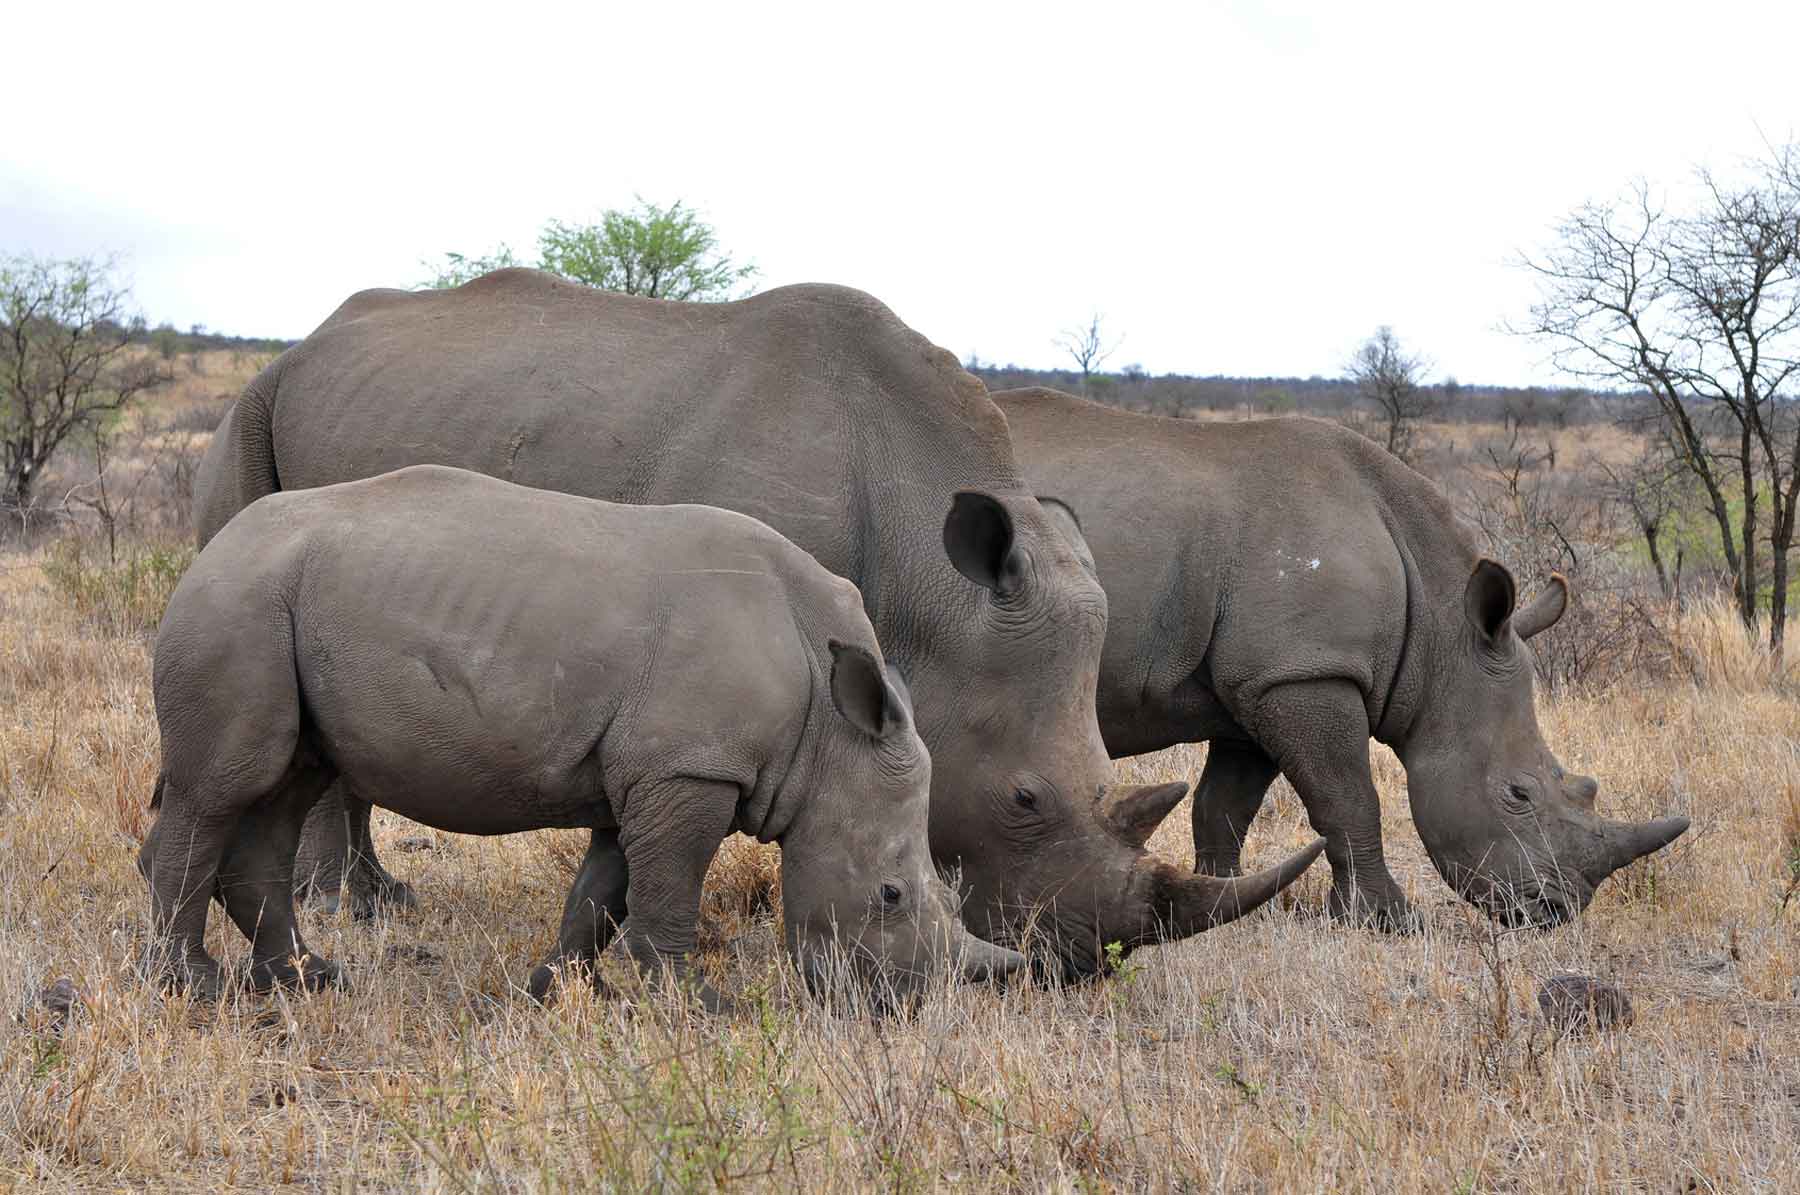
4 537 1800 1191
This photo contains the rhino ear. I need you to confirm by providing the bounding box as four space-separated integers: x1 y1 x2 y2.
1512 574 1568 640
828 639 904 739
943 491 1022 594
1463 558 1518 644
1037 496 1098 577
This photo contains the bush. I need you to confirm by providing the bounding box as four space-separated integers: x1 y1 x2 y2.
41 538 194 638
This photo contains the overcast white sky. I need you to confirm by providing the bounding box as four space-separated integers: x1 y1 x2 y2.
5 1 1796 386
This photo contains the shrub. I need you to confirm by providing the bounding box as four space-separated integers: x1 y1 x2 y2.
41 537 194 638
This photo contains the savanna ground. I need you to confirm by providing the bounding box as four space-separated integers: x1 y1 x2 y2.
2 355 1799 1191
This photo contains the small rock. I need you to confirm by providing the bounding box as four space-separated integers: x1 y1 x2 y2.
383 944 441 967
250 1084 300 1109
392 835 437 853
20 977 84 1036
1537 973 1633 1034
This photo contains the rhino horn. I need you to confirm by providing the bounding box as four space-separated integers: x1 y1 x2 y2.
1592 814 1690 881
1140 837 1326 941
956 932 1026 985
1513 574 1569 640
1102 782 1190 848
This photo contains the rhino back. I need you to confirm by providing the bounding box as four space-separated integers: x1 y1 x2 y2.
189 466 838 834
998 389 1474 747
255 271 1019 655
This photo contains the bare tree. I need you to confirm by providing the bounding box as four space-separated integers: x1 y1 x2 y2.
1595 429 1692 601
1055 312 1122 394
1 255 168 524
1347 326 1434 462
1516 144 1800 654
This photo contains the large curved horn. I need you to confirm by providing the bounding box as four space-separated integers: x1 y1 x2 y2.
1102 782 1190 848
1591 815 1690 881
1142 837 1326 941
1513 574 1569 640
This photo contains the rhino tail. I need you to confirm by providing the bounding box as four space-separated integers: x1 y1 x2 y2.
196 355 287 549
149 772 166 810
234 358 284 507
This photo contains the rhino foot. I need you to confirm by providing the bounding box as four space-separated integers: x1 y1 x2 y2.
346 874 419 922
1328 884 1423 934
139 942 228 1003
297 874 418 922
525 961 614 1005
247 953 346 994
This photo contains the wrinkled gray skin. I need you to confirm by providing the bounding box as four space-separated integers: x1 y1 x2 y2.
194 273 1321 978
143 465 1027 1009
995 388 1689 930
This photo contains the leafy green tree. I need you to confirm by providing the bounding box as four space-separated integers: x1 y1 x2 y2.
1 254 169 518
537 199 755 300
417 245 521 290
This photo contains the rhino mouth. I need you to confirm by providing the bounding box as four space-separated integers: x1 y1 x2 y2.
799 947 930 1018
1026 946 1112 987
1474 876 1586 930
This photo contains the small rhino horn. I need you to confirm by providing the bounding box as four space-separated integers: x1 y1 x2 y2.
1103 782 1190 848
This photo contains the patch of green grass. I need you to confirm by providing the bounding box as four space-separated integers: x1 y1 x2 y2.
41 538 194 638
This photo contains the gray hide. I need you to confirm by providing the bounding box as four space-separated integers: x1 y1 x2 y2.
194 273 1321 978
995 387 1688 929
143 465 1025 1008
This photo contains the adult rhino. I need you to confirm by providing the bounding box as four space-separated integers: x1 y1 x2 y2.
195 272 1321 978
993 387 1688 930
145 465 1025 1009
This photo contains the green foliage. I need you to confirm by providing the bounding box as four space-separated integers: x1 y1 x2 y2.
416 244 521 290
42 538 194 637
150 323 180 360
538 199 756 301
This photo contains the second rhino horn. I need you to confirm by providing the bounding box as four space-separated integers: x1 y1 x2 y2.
1141 837 1328 941
1102 782 1190 848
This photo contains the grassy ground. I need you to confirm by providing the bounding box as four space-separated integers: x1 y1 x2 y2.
3 541 1798 1192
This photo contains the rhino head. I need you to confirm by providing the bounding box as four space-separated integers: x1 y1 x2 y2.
1402 560 1689 927
927 492 1326 980
780 641 1025 1010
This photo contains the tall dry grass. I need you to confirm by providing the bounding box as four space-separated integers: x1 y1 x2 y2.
3 541 1798 1191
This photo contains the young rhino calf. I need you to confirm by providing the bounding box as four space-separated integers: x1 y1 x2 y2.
140 464 1022 1010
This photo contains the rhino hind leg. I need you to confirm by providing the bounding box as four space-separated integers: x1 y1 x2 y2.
614 779 740 1015
1247 680 1420 933
527 827 629 1002
219 763 344 993
294 784 418 920
138 790 232 1001
1192 739 1280 877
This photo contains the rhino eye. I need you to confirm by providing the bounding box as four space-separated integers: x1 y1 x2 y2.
880 883 903 907
1013 789 1037 811
1506 783 1533 807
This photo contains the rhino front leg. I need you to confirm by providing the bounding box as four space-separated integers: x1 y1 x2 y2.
527 827 629 1002
614 779 739 1014
1248 680 1419 932
294 783 418 920
1192 739 1280 877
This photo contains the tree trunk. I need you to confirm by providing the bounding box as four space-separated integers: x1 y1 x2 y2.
1772 542 1789 661
1642 521 1671 600
1738 422 1759 633
2 456 33 517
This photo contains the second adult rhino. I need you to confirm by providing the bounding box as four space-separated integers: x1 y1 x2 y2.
996 387 1687 930
195 272 1320 978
